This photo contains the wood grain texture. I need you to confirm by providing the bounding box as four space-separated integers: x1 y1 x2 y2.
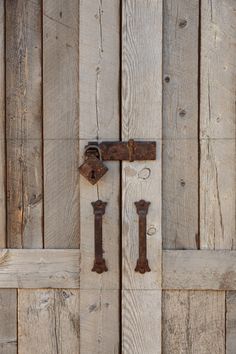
0 0 5 247
163 250 236 290
0 249 79 288
162 291 225 354
122 290 161 354
200 139 236 249
162 0 199 250
80 290 119 353
122 0 162 290
18 289 79 354
44 140 79 248
79 0 120 140
79 1 120 352
200 2 236 351
122 0 162 352
43 0 79 140
43 0 79 248
0 290 17 354
226 291 236 354
162 2 228 352
6 0 43 248
200 0 236 248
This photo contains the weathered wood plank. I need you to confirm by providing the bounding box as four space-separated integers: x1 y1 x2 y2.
79 0 120 351
80 290 119 353
122 290 161 354
226 291 236 354
122 0 162 352
122 0 162 290
0 249 79 288
0 6 15 353
162 0 199 250
162 291 225 354
200 139 236 249
0 290 17 354
18 290 79 354
163 250 236 290
200 0 236 249
6 0 43 249
0 0 5 248
79 0 120 140
43 0 79 248
43 0 79 140
44 140 79 248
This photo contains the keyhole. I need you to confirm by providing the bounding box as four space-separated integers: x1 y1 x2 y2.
90 170 96 180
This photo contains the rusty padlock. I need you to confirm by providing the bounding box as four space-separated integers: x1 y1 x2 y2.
79 145 108 185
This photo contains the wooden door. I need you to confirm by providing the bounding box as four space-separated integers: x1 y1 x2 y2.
0 0 235 353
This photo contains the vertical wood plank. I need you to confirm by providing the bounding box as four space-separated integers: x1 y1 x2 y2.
122 290 161 354
80 290 119 353
79 0 120 140
0 0 5 247
200 0 236 249
18 290 79 354
226 292 236 354
0 290 17 354
43 0 79 248
122 0 162 352
162 291 225 354
162 0 199 250
0 5 16 353
200 1 236 352
6 0 43 248
79 0 120 352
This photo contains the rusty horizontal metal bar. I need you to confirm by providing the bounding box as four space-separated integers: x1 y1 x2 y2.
91 139 156 161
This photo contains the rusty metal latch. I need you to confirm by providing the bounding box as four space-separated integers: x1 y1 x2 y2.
135 200 151 274
79 139 156 185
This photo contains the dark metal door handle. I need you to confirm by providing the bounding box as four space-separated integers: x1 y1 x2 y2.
135 200 151 274
91 200 108 274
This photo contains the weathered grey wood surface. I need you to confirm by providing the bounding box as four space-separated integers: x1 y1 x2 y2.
122 0 162 353
18 290 79 354
163 251 236 290
79 0 120 352
199 1 236 352
0 0 5 248
43 0 79 248
200 0 236 247
162 0 231 352
162 291 225 354
200 0 236 216
162 0 199 250
0 290 17 354
6 0 43 249
161 1 202 352
0 0 235 352
0 249 79 288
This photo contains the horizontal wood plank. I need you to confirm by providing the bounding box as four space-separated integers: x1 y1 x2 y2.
163 250 236 290
0 249 79 288
0 249 236 290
